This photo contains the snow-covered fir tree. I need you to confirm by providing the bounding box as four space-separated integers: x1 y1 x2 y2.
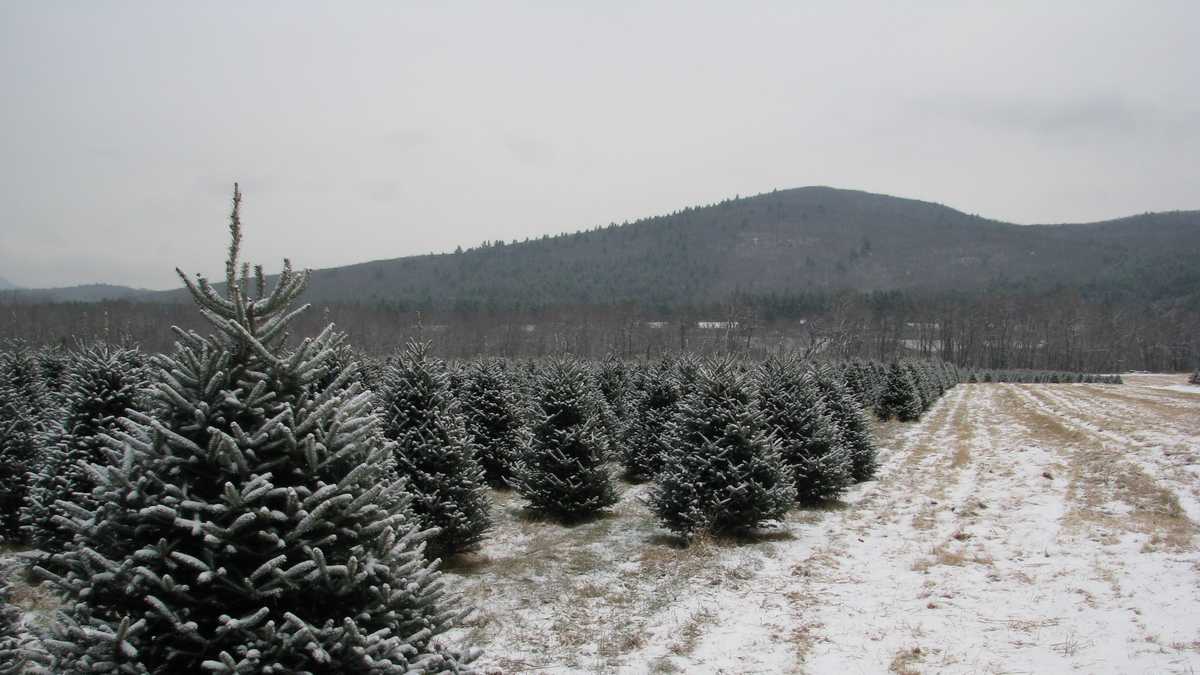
454 358 528 488
757 357 852 504
877 361 923 422
619 358 681 482
378 340 491 559
650 357 795 540
510 357 618 520
0 565 22 672
901 361 931 411
21 344 147 555
0 343 50 542
811 363 878 483
593 356 632 459
36 346 70 401
34 186 478 672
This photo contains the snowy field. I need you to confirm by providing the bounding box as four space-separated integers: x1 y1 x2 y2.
442 375 1200 674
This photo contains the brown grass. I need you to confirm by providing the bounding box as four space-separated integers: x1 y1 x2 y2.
889 646 925 674
1002 388 1195 551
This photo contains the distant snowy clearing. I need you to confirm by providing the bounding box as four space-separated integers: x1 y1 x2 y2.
442 375 1200 674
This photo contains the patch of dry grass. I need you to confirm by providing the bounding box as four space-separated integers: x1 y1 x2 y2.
889 645 925 674
1001 388 1195 551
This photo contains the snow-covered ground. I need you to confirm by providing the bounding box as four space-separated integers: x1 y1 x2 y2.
442 375 1200 674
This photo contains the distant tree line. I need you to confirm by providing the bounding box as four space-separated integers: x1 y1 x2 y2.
2 287 1194 372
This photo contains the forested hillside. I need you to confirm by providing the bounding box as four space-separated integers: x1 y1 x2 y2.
5 187 1200 310
223 187 1200 311
3 187 1198 371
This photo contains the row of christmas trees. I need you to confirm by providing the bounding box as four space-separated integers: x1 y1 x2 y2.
2 340 929 552
0 344 958 671
961 369 1123 384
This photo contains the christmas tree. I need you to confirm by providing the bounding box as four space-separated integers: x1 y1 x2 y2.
619 359 681 482
593 356 633 460
378 340 492 560
455 358 528 488
877 361 923 422
649 357 795 540
510 358 618 520
757 357 852 503
34 185 478 672
812 363 878 483
0 342 50 543
21 344 147 555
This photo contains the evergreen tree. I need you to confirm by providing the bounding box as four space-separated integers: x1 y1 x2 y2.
510 357 617 520
812 363 878 483
649 357 795 539
593 356 632 459
21 344 147 555
378 340 492 559
0 565 22 672
878 362 923 422
36 346 71 402
619 359 680 482
456 358 528 487
757 357 851 503
0 343 49 542
901 361 931 411
34 186 478 672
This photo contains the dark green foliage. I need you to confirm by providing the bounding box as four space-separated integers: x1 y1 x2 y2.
35 188 478 672
649 357 795 539
619 359 681 482
510 358 618 520
757 357 851 504
379 340 492 559
878 362 923 422
901 361 930 411
0 565 23 672
812 363 878 483
0 343 50 542
21 344 147 554
455 358 528 487
594 356 632 458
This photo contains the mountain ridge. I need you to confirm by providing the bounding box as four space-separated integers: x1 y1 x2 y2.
4 186 1198 309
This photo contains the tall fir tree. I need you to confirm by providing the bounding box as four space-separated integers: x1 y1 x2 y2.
649 357 795 540
21 344 148 555
510 358 618 520
619 359 681 482
454 358 528 488
0 564 22 672
812 363 878 483
378 340 492 559
877 361 923 422
0 343 51 542
593 356 632 459
757 357 852 504
34 186 478 672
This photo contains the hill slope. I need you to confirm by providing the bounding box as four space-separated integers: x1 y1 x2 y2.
274 187 1200 310
6 187 1200 309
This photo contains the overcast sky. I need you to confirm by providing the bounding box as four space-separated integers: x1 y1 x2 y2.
2 2 1198 289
